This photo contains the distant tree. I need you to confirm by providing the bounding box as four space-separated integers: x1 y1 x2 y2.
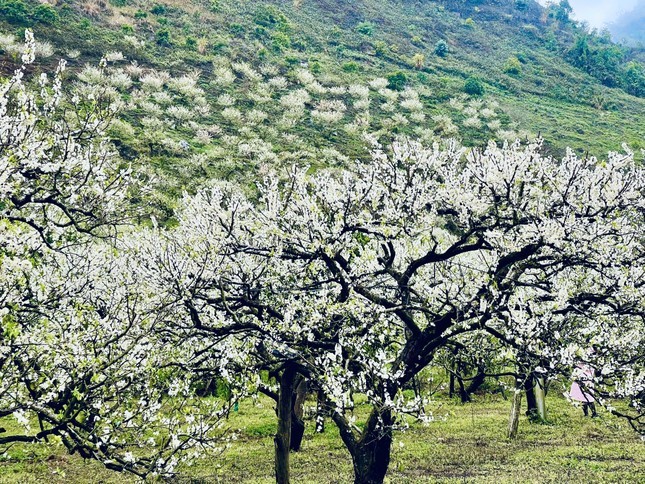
514 0 528 11
434 39 448 57
33 3 58 24
356 21 375 36
0 0 30 24
156 28 172 46
412 52 425 70
503 56 523 76
622 61 645 97
464 76 485 95
552 0 573 23
386 70 408 90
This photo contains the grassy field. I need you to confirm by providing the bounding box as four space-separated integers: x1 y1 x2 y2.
1 393 643 483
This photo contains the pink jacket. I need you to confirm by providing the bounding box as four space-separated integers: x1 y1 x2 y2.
569 364 595 403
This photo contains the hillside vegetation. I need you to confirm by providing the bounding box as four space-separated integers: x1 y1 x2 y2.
0 0 644 205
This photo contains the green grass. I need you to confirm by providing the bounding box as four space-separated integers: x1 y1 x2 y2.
1 393 643 483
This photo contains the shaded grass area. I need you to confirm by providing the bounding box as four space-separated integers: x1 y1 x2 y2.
1 393 643 483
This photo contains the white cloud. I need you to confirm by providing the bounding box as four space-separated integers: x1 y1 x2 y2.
538 0 638 28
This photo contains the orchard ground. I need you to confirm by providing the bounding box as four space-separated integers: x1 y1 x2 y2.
1 392 643 483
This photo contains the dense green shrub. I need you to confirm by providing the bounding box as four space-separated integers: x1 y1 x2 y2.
342 61 360 73
434 40 448 57
150 4 166 15
374 41 389 57
208 0 220 13
356 22 375 36
185 36 197 50
623 62 645 97
387 71 408 91
271 31 291 51
33 4 57 24
514 0 528 11
156 28 171 46
0 0 30 25
464 76 485 96
567 34 626 88
503 56 522 76
109 0 127 6
254 5 290 32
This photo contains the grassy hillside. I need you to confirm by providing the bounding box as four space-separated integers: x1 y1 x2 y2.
1 0 644 206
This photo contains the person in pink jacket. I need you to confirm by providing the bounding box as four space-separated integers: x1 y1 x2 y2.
570 363 598 417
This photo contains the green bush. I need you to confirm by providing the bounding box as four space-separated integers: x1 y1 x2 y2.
185 36 197 50
464 76 485 96
228 23 244 35
387 71 408 91
150 4 166 15
109 0 127 6
254 5 290 32
374 40 388 57
284 54 299 65
0 0 30 25
503 56 522 76
356 22 375 36
434 40 448 57
622 62 645 97
134 9 147 19
342 61 360 73
208 0 220 13
33 4 58 24
514 0 528 11
156 28 171 46
271 31 291 51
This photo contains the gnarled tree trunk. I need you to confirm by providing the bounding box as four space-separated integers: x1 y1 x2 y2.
507 389 522 439
275 364 297 484
290 376 307 451
337 409 393 484
353 411 393 484
524 374 539 421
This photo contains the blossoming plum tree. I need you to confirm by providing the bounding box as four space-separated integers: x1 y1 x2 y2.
0 32 233 477
159 137 645 484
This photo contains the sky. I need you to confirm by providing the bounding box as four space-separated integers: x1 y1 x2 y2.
539 0 639 28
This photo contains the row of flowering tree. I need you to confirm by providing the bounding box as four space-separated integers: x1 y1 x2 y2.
0 32 237 477
2 32 644 484
144 137 645 483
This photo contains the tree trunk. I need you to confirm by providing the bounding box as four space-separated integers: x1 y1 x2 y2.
290 376 307 451
534 376 546 421
524 374 539 421
507 389 522 439
350 409 393 484
275 364 297 484
457 375 471 403
466 368 486 396
524 373 546 422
